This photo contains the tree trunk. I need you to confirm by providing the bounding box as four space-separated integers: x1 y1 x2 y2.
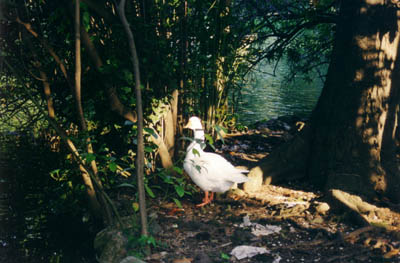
164 107 176 157
74 0 108 221
116 0 148 237
249 0 400 203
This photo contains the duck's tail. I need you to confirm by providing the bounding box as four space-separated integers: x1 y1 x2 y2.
231 169 249 183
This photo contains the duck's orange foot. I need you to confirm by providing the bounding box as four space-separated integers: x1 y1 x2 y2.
196 191 213 207
196 200 212 207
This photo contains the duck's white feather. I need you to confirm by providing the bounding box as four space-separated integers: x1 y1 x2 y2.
184 139 249 193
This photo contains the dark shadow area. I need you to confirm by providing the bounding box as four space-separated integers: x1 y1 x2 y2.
0 133 99 262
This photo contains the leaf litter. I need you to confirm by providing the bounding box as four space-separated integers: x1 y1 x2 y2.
139 117 400 262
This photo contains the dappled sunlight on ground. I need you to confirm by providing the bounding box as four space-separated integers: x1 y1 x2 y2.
140 117 400 262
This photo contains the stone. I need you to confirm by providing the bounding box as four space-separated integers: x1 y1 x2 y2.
243 166 263 192
120 256 146 263
194 253 212 263
94 229 128 263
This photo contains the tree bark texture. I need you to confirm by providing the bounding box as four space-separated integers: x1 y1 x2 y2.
74 0 112 224
251 0 400 203
116 0 148 236
74 0 101 218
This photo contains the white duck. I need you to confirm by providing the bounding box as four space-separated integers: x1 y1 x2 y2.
183 116 249 207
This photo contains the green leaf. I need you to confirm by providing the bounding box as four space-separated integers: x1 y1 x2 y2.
132 202 139 212
85 153 96 163
173 166 183 175
144 146 155 153
109 162 117 172
204 134 215 150
192 148 200 157
221 253 230 260
144 127 158 139
204 134 214 145
122 86 131 93
173 198 183 209
50 169 60 180
163 175 173 184
123 70 133 82
145 184 156 198
215 125 227 144
175 185 185 197
82 11 90 31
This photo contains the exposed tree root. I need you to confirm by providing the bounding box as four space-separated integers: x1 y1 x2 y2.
327 189 400 231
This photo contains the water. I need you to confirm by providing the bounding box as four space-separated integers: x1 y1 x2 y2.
237 60 324 125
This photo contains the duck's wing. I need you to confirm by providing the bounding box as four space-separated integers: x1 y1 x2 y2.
192 152 249 183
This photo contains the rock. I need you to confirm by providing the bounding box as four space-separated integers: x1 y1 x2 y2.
149 221 162 235
94 215 152 263
148 251 168 261
94 228 128 263
194 253 212 263
120 256 146 263
243 167 263 192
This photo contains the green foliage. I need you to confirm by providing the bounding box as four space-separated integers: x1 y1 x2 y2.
0 0 337 259
221 252 230 261
151 166 195 201
0 134 97 261
124 213 162 258
0 0 335 144
127 234 159 258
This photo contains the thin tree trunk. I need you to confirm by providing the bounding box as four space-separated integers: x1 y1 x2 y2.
164 110 175 157
171 89 179 136
74 0 112 224
177 0 188 147
74 0 84 130
116 0 148 237
74 0 102 221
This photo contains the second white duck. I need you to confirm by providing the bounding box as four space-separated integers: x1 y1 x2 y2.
183 116 249 207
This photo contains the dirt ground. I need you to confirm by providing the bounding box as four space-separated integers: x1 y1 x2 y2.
146 193 399 263
139 119 400 263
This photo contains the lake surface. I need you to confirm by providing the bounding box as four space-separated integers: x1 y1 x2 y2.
236 60 324 125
